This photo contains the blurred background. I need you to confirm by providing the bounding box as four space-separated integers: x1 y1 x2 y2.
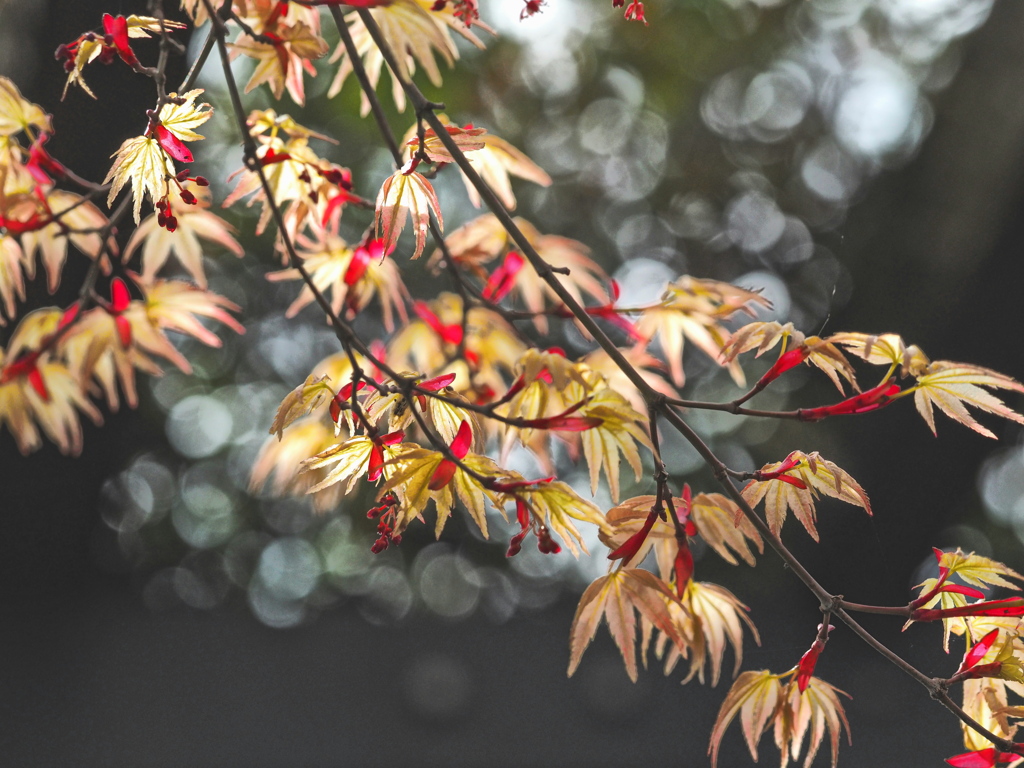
2 0 1024 765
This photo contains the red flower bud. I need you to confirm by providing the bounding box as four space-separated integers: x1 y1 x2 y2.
799 378 900 421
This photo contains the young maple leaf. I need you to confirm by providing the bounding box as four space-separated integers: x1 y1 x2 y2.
0 76 51 137
742 450 871 541
223 111 353 253
301 434 405 499
653 580 759 685
59 15 187 99
120 275 243 374
828 331 1024 436
497 220 612 336
709 670 782 766
0 312 104 456
251 417 349 513
774 675 852 768
462 132 552 211
56 275 242 412
635 276 770 388
56 304 147 412
303 435 393 496
10 358 103 456
405 123 487 165
709 671 850 768
231 21 328 106
20 189 115 293
123 182 243 289
159 89 214 145
568 568 690 683
600 495 676 569
827 331 928 373
399 115 550 210
690 493 764 567
386 292 526 398
266 233 408 331
375 169 442 260
913 549 1024 651
602 492 762 579
269 374 335 439
374 445 451 533
574 384 652 502
427 212 509 277
433 452 511 537
328 0 491 114
909 361 1024 438
504 480 609 557
105 91 212 222
0 234 25 325
961 677 1018 754
499 350 595 458
723 321 858 394
381 447 510 538
582 346 679 414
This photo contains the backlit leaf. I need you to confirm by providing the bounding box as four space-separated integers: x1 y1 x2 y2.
375 169 442 260
742 451 871 541
270 374 334 439
910 362 1024 438
568 568 688 682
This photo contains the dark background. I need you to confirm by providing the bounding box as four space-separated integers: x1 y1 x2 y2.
3 0 1024 765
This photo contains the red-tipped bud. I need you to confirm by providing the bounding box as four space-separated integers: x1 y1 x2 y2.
450 420 473 460
945 748 1024 767
413 302 463 346
912 597 1024 623
796 625 833 692
28 366 49 401
757 346 811 388
155 125 192 163
515 498 530 529
419 372 457 391
482 251 525 302
956 629 1001 677
102 14 138 65
367 445 385 482
799 378 901 421
260 148 291 166
608 509 658 564
673 542 694 598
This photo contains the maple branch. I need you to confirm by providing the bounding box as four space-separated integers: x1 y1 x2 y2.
229 11 278 45
646 404 671 519
666 396 805 419
656 404 1024 752
202 0 529 470
353 8 660 405
179 24 215 93
203 1 348 335
195 5 1016 757
345 19 1012 748
7 4 185 360
326 6 480 364
328 6 403 162
837 600 912 617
